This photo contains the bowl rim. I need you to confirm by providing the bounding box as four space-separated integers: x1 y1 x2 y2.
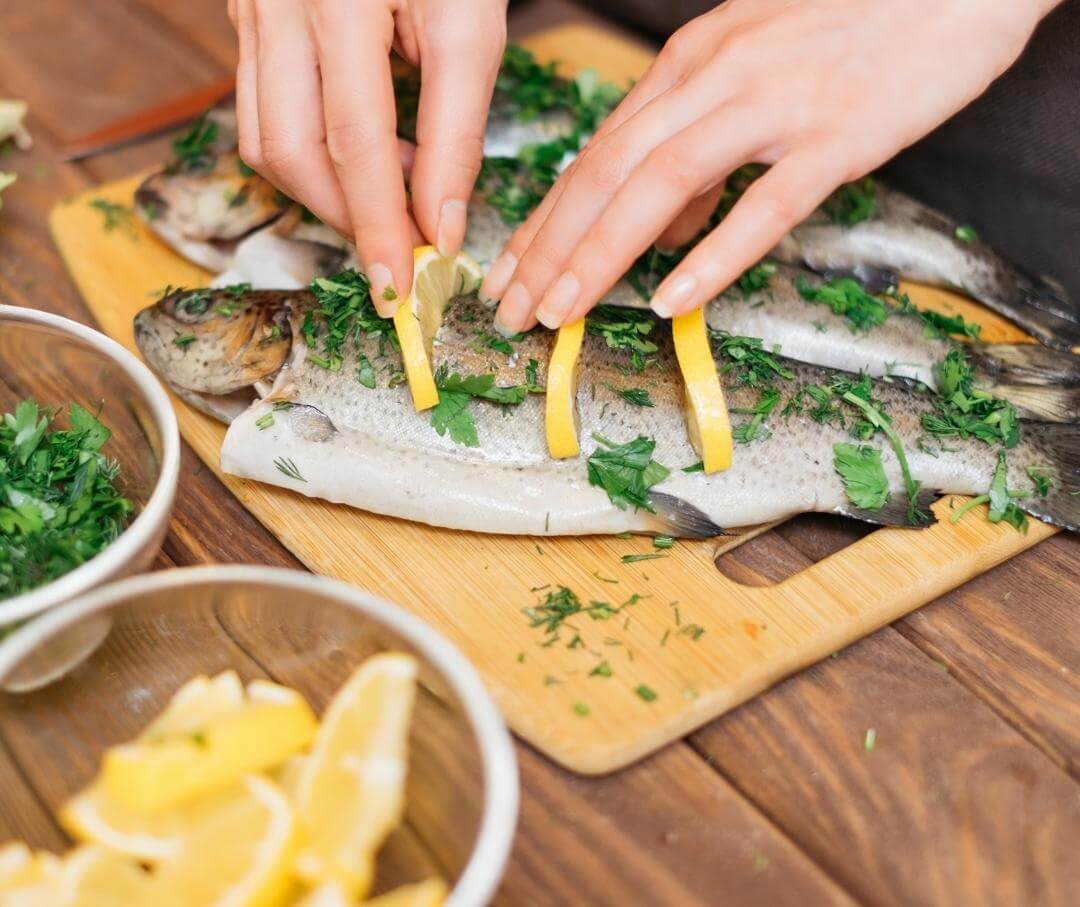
0 305 181 623
0 565 520 907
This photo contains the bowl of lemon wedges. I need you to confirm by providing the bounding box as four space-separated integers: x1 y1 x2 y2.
0 566 519 907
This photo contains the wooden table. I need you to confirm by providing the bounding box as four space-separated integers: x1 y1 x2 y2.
1 1 1078 903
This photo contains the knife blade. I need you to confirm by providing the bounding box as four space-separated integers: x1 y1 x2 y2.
60 76 236 162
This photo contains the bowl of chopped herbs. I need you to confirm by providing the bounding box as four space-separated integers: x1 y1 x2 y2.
0 305 179 628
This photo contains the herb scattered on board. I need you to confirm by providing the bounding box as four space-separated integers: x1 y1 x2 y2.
0 401 134 600
833 443 889 510
586 434 670 512
88 198 137 239
864 728 877 752
634 684 658 703
621 552 667 563
922 349 1019 448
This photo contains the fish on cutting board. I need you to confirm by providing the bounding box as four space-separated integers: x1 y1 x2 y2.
134 283 1080 537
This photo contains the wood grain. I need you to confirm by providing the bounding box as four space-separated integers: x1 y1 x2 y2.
47 25 1061 774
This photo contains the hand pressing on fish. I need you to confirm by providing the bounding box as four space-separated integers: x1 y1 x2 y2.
483 0 1061 332
227 0 508 314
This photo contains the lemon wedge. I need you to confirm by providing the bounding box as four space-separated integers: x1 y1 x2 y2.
365 878 449 907
100 679 317 813
544 320 586 459
144 670 245 737
392 246 482 412
672 308 732 472
155 775 299 907
293 654 418 898
0 844 61 895
2 846 152 907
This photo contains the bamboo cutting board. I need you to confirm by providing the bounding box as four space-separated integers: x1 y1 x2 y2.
49 26 1057 775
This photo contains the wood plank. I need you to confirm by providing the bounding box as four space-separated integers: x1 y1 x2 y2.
691 529 1080 907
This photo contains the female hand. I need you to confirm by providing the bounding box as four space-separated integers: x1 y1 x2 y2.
228 0 508 314
482 0 1055 332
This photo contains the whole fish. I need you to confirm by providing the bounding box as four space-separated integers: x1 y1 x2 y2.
134 286 1079 536
771 180 1080 350
706 263 1080 423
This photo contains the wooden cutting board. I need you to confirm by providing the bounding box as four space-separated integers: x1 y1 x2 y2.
49 25 1056 775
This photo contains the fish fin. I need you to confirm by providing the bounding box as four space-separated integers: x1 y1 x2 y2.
164 380 255 423
1004 268 1080 351
834 487 939 528
972 343 1080 387
997 384 1080 424
282 404 337 443
1018 422 1080 532
645 492 730 538
822 265 898 294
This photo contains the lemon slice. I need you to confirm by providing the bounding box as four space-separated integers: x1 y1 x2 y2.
101 679 317 813
544 320 586 459
0 844 61 895
672 308 732 472
154 775 299 907
392 246 482 412
293 654 419 898
2 846 152 907
366 878 449 907
145 670 245 737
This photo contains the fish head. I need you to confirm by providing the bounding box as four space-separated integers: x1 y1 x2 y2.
134 287 299 398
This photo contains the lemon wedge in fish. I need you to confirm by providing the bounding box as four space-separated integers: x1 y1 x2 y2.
672 308 732 473
392 246 483 412
545 319 586 459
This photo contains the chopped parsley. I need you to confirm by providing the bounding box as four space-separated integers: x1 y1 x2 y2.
174 333 196 348
709 332 794 387
586 434 670 512
429 366 534 447
653 535 674 549
255 412 274 431
922 349 1019 448
168 112 219 172
572 701 590 716
833 443 889 510
730 388 781 443
823 176 877 226
586 306 658 371
590 660 613 677
0 401 134 600
608 385 653 407
305 270 398 371
272 457 305 483
634 684 658 703
796 275 889 332
88 198 136 239
621 552 667 563
735 260 777 297
356 354 376 389
1026 466 1052 496
954 225 979 244
915 308 981 341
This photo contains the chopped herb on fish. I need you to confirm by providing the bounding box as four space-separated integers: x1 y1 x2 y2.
954 225 978 244
796 275 889 332
710 332 794 387
731 388 781 443
306 269 398 371
175 289 211 315
356 354 376 389
586 306 658 371
823 176 877 226
681 461 705 473
475 328 525 356
1027 467 1052 496
255 412 274 430
587 434 670 512
174 333 195 348
735 260 777 297
608 385 654 407
429 367 535 447
923 349 1019 447
169 112 218 172
988 451 1029 531
833 443 889 510
913 307 981 341
223 282 252 298
273 457 305 482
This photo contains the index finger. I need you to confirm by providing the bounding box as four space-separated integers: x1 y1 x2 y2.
308 0 414 314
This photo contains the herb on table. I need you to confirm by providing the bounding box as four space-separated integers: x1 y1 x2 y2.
572 701 590 717
0 401 134 600
88 198 137 239
922 349 1019 448
273 457 305 483
796 275 889 332
823 176 877 226
168 112 219 172
954 224 979 244
590 660 613 678
621 552 667 563
586 306 659 371
833 443 889 510
586 434 670 512
864 728 877 752
653 535 674 550
634 684 658 703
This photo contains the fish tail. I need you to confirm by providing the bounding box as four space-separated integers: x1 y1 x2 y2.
973 343 1080 386
996 384 1080 424
1019 422 1080 531
1002 268 1080 351
645 492 730 538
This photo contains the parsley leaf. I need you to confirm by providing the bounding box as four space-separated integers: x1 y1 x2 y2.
586 434 670 512
833 443 889 510
922 349 1019 448
586 306 658 371
796 275 890 332
823 176 877 226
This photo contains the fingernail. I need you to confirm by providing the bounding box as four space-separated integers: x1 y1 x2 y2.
367 262 399 316
651 274 697 318
436 198 468 258
495 281 532 334
536 271 580 329
480 251 518 304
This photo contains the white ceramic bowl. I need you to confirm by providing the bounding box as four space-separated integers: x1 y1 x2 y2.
0 305 180 624
0 566 519 906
